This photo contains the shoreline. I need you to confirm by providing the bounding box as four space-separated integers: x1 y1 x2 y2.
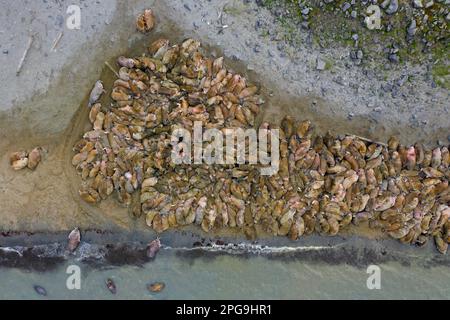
1 229 449 272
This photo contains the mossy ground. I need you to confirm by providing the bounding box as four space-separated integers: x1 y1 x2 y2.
260 0 449 89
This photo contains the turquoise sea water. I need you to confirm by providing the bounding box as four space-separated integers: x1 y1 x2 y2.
1 247 449 299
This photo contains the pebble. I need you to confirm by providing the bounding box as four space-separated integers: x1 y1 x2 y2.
341 2 351 11
391 86 399 98
350 49 363 61
413 0 423 8
2 49 8 54
424 1 434 8
408 19 417 37
316 58 326 71
385 0 399 14
352 34 359 41
397 75 408 87
351 10 357 18
382 82 393 92
356 49 363 59
347 112 355 120
334 75 347 85
350 82 359 90
301 8 310 15
388 53 400 63
55 15 64 28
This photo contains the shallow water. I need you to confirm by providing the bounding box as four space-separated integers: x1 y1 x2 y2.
1 248 449 300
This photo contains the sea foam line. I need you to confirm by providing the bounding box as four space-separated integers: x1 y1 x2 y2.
163 242 342 255
0 246 24 257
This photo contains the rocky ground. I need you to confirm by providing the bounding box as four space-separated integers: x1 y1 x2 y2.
254 0 449 143
260 0 449 88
